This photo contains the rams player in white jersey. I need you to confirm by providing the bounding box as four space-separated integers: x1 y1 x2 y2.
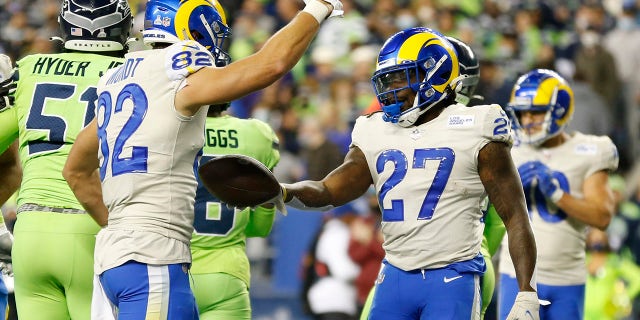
280 27 540 320
498 69 619 320
63 0 344 318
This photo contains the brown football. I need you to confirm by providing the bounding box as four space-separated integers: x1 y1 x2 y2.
198 154 280 208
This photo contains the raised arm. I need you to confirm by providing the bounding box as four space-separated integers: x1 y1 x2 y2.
479 141 536 292
282 145 372 210
62 119 108 227
177 0 340 110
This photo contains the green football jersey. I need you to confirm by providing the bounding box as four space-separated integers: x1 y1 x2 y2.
190 115 280 287
0 53 123 209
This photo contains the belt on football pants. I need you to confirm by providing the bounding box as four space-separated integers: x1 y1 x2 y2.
17 203 87 215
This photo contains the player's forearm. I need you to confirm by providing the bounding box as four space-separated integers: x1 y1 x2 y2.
246 206 275 237
65 169 108 227
282 180 335 208
243 12 322 91
0 141 21 206
556 195 613 230
505 214 537 292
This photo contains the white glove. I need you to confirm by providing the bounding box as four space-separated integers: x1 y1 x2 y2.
0 54 16 112
249 185 288 216
506 291 541 320
304 0 344 19
0 54 13 81
269 185 288 216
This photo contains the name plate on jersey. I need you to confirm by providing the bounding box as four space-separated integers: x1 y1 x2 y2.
448 115 475 127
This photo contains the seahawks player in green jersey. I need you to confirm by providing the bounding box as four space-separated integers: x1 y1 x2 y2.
191 103 281 320
0 0 131 318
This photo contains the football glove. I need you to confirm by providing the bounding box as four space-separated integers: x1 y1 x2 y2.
0 225 12 263
304 0 344 19
506 291 540 320
257 185 287 216
0 54 16 112
0 54 12 80
535 164 564 203
0 78 16 112
517 161 544 188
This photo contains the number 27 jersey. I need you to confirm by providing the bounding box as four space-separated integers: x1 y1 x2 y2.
351 103 512 271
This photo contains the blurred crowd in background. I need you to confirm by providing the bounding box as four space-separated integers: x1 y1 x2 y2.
3 0 640 319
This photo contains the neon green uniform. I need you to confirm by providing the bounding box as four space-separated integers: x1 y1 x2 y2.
190 115 280 320
480 204 506 318
0 52 122 319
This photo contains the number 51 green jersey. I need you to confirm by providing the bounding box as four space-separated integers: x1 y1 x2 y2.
0 52 122 209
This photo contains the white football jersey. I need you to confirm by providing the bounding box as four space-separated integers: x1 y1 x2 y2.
93 41 213 274
352 103 512 271
499 132 619 285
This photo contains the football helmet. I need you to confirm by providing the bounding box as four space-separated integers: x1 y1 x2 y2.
57 0 132 52
446 37 480 105
506 69 574 145
371 27 459 127
143 0 231 67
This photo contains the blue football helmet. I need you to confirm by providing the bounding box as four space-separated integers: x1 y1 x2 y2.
506 69 574 145
143 0 231 67
371 27 459 127
57 0 132 52
446 36 480 105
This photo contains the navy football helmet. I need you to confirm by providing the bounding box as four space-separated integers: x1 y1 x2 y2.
446 37 480 105
57 0 133 52
143 0 231 67
506 69 574 145
371 27 459 127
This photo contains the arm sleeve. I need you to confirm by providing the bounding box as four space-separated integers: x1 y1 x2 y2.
245 205 276 238
585 136 619 177
0 108 18 154
483 203 506 256
480 104 513 145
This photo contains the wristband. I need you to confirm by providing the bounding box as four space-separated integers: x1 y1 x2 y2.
302 0 330 24
550 189 564 203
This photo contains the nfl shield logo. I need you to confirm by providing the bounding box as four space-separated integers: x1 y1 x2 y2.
70 27 82 36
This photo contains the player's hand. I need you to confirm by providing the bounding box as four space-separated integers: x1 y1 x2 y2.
506 291 540 320
0 78 16 112
0 226 12 263
260 185 288 215
305 0 344 18
0 54 16 112
535 164 564 203
517 161 544 187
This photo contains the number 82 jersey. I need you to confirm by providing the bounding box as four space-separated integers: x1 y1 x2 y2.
93 41 213 274
351 103 512 271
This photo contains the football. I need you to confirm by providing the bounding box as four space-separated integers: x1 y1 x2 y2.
198 154 281 208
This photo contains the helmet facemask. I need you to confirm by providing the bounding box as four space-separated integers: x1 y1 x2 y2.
372 54 454 127
506 71 573 146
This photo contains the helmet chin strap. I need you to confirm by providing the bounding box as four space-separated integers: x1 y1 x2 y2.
397 92 427 127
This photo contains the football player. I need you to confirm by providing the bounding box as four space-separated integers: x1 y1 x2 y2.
0 0 131 318
63 0 343 318
498 69 619 319
280 27 540 320
357 36 507 320
190 103 280 319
